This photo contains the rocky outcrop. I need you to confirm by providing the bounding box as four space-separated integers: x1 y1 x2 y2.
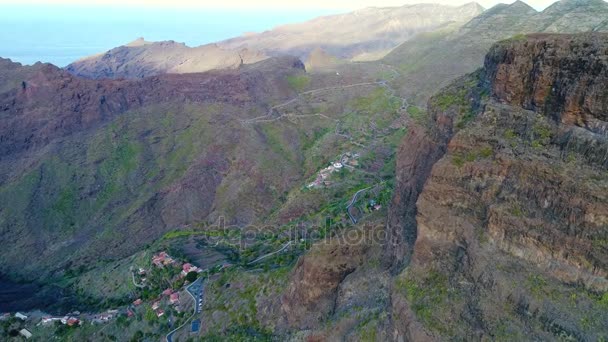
384 72 485 273
279 234 368 330
486 33 608 131
388 33 608 340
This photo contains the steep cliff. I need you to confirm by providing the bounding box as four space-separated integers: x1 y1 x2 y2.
388 33 608 341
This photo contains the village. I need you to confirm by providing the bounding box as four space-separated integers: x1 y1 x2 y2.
0 250 208 340
307 152 360 189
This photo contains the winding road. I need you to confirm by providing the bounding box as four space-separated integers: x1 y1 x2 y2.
242 82 381 124
164 239 294 341
346 182 386 224
247 241 293 265
130 268 145 288
346 187 373 224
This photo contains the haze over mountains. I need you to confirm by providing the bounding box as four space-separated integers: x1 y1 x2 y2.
383 0 608 104
66 2 484 78
218 2 485 61
0 0 607 340
66 38 268 79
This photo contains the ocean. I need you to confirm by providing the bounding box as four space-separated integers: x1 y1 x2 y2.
0 5 338 67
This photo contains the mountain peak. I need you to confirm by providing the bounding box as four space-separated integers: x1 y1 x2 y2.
508 0 537 11
125 37 152 47
459 1 486 11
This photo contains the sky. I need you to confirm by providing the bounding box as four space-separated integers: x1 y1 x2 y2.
0 0 561 11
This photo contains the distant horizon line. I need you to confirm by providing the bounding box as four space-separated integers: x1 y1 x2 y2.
0 0 560 12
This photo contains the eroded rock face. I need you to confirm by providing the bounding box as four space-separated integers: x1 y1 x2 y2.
388 33 608 340
486 33 608 129
279 236 367 330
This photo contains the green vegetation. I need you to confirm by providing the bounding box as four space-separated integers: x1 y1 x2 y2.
200 327 272 341
504 129 517 140
395 270 453 333
527 274 547 297
259 123 297 165
432 86 478 130
456 109 476 129
434 89 467 111
161 230 205 240
531 119 553 147
451 146 493 167
452 155 465 168
185 271 198 282
352 88 401 118
510 33 527 41
286 75 310 92
407 105 428 124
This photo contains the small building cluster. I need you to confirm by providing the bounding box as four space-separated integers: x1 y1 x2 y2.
307 152 360 189
181 263 202 276
152 251 177 267
40 315 81 326
368 199 382 211
90 311 116 324
151 287 183 317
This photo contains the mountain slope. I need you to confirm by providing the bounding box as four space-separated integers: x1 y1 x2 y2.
0 53 411 320
0 56 309 280
65 38 267 79
218 2 484 62
383 0 608 105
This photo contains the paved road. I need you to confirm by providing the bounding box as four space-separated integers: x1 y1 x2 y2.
243 82 381 124
188 278 204 314
166 277 204 342
130 270 145 289
247 241 293 265
346 187 372 224
346 182 385 224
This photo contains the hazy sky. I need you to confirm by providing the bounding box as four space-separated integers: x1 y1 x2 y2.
0 0 563 11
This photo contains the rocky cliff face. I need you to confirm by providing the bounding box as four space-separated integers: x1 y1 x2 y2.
387 33 608 341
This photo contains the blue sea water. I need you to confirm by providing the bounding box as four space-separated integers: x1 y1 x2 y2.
0 5 339 67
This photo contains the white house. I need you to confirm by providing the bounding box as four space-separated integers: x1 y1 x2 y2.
19 329 32 339
15 312 27 320
40 317 62 325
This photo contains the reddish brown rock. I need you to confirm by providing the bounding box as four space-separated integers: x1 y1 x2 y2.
387 33 608 340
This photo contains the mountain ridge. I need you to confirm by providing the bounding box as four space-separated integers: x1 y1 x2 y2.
65 39 268 79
